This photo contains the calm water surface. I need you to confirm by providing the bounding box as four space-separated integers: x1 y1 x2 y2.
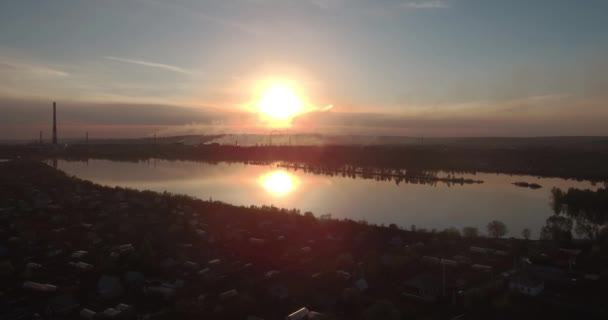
56 159 600 239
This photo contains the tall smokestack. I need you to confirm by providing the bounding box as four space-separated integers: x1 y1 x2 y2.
52 102 57 145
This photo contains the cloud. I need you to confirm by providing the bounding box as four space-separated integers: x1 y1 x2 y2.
401 1 449 9
0 59 68 77
104 56 193 75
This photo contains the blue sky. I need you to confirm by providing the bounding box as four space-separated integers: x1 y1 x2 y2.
1 0 607 138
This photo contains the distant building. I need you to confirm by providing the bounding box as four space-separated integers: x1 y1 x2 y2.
286 307 309 320
509 275 544 296
402 273 442 302
23 281 57 293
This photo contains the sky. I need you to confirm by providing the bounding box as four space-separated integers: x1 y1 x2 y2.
1 0 608 139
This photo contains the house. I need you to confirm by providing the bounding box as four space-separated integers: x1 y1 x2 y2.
403 273 442 302
509 275 544 296
80 308 97 320
70 262 94 271
23 281 57 293
336 270 351 280
421 256 440 266
471 264 493 273
146 286 175 299
442 259 460 267
114 244 134 254
266 270 280 278
102 308 121 319
286 307 309 320
71 250 88 259
26 262 42 269
219 289 238 301
250 237 266 245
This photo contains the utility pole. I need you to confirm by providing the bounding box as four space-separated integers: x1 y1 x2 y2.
86 132 88 143
52 102 57 145
39 131 43 145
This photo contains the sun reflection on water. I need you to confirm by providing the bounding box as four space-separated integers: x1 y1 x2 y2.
260 170 300 196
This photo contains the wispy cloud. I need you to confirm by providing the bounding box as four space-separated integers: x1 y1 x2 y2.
401 1 449 9
104 56 192 75
0 59 68 77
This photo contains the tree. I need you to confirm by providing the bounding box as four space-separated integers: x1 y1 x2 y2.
550 188 564 214
540 215 573 243
364 301 401 320
462 226 479 238
443 227 461 238
486 220 508 238
521 228 531 240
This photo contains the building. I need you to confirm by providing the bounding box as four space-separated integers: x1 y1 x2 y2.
509 275 544 296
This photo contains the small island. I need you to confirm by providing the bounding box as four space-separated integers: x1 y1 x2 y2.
513 181 542 189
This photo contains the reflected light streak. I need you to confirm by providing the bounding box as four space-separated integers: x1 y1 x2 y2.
260 170 300 196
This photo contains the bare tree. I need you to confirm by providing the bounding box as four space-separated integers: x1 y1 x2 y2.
486 220 508 238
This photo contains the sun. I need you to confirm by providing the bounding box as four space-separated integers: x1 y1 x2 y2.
260 170 300 196
257 83 304 121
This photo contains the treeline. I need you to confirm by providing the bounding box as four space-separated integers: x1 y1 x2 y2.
552 187 608 218
3 143 608 181
542 187 608 242
279 163 483 186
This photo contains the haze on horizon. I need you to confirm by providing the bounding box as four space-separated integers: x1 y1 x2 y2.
1 0 608 139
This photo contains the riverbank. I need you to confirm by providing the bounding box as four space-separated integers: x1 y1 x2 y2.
2 143 608 182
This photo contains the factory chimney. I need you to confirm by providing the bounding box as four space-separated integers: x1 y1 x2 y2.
52 102 57 145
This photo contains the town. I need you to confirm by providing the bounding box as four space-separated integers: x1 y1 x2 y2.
1 160 606 319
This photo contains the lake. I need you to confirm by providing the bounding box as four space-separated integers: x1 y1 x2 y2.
55 159 600 239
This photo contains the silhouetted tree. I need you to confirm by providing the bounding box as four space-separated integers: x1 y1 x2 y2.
462 226 479 238
521 228 531 240
550 187 564 214
486 220 508 238
443 227 461 238
540 215 573 243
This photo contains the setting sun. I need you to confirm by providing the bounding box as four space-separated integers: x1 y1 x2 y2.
257 83 304 122
260 170 300 196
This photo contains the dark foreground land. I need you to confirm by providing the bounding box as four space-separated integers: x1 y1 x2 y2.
1 161 608 319
3 138 608 181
